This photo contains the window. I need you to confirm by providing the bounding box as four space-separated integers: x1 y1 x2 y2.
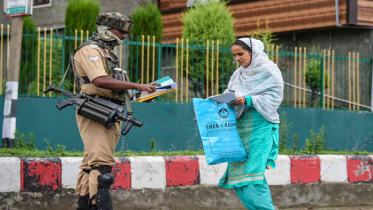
33 0 52 8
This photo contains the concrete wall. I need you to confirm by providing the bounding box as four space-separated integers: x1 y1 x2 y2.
1 96 373 152
1 155 373 209
0 0 158 28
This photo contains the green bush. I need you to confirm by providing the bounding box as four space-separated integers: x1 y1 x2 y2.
65 0 99 38
279 111 292 152
64 0 99 81
305 57 329 107
180 0 236 97
19 16 37 95
15 131 35 150
305 126 326 154
128 1 163 83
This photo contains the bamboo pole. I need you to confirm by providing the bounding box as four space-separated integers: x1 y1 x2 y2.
303 48 307 108
352 52 356 110
294 47 297 107
327 50 331 109
348 52 351 110
147 35 150 84
332 50 335 110
206 40 209 98
152 36 155 82
298 47 302 107
37 27 40 96
49 28 53 97
141 35 144 83
43 28 47 97
357 53 360 111
7 25 9 72
211 40 214 96
181 38 184 103
216 41 219 95
175 38 179 102
186 39 189 102
322 50 326 109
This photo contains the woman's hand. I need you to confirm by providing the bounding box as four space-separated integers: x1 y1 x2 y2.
229 96 246 106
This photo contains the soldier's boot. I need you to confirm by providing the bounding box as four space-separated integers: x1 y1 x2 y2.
76 194 90 210
92 165 114 210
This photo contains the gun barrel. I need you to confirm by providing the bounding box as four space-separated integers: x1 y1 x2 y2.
116 113 143 127
44 84 78 98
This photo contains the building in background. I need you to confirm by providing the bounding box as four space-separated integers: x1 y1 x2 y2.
159 0 373 55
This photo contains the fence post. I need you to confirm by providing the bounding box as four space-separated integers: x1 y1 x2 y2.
321 56 325 109
370 53 373 112
157 39 162 79
2 16 24 148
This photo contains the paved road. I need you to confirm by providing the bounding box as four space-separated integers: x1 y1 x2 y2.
282 207 373 210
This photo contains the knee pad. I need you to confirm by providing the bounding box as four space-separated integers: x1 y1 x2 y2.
98 173 115 189
92 165 114 210
91 165 114 189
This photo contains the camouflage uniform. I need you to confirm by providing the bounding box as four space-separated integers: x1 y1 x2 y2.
72 12 133 210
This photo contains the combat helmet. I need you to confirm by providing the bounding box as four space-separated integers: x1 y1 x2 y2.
96 12 133 33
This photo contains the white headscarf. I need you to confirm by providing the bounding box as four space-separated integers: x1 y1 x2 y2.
96 25 123 46
225 37 284 123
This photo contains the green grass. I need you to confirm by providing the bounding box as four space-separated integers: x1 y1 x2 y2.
0 148 205 157
0 148 372 157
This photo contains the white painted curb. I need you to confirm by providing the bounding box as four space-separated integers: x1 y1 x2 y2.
60 157 83 189
320 155 347 183
129 156 166 189
266 155 291 185
198 155 227 185
0 157 20 192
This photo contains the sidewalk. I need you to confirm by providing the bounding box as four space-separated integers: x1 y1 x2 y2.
282 207 373 210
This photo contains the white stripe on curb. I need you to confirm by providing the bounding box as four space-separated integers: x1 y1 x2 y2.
320 155 347 183
0 157 20 192
266 155 291 185
60 157 83 189
198 155 227 185
129 156 166 189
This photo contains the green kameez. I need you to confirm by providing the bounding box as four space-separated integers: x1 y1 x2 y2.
218 96 279 210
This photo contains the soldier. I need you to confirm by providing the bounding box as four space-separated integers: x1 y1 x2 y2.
71 12 160 210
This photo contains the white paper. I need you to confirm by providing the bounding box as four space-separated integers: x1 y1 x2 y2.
208 92 236 104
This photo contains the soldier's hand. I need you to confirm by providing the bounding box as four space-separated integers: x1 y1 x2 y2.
136 83 161 93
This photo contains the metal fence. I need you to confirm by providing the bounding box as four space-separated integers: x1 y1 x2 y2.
0 24 372 111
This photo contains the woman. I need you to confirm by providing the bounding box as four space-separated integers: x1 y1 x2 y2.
218 37 284 210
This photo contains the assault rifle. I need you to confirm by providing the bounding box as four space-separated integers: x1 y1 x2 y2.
44 84 143 135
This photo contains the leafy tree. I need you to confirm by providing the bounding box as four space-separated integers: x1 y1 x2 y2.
64 0 99 89
128 1 163 83
65 0 98 38
180 0 235 97
19 16 37 95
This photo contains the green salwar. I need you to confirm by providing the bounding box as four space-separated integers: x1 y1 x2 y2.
218 96 279 210
234 177 274 210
